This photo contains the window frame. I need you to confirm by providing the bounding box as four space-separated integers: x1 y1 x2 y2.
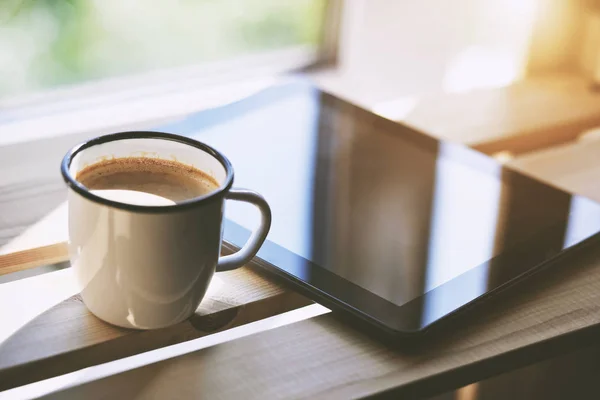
0 1 342 145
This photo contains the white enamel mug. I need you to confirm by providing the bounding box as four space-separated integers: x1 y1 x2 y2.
61 132 271 329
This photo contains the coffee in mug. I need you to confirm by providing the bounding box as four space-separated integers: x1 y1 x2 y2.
76 157 220 204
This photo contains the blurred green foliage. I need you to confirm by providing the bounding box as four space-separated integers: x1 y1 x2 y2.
0 0 325 97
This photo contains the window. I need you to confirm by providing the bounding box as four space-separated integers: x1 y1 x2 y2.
0 0 330 98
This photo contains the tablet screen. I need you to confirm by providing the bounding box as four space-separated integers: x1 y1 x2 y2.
162 81 600 329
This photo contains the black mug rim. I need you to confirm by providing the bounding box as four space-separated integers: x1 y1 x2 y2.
61 131 235 213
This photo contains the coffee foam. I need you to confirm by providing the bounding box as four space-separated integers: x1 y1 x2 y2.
76 157 220 204
90 189 177 206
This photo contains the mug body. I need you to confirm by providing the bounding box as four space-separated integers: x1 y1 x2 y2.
62 132 234 329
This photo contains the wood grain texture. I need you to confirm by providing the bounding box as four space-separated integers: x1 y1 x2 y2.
0 262 311 391
508 137 600 202
0 242 67 276
41 241 600 400
401 73 600 155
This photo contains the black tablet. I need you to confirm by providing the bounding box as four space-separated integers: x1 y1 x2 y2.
161 80 600 335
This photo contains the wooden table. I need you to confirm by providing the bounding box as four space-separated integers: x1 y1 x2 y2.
2 75 600 399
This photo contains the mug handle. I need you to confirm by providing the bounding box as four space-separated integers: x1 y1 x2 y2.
216 188 272 272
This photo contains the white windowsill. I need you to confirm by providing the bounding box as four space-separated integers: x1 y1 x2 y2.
0 46 318 147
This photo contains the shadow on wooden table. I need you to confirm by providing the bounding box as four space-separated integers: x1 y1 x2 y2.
3 239 600 398
326 241 600 398
428 342 600 400
0 266 311 392
38 241 600 399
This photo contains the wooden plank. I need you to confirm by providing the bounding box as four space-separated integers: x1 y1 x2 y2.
0 243 67 276
0 260 311 391
0 199 313 389
0 82 321 392
507 137 600 202
0 201 68 276
38 241 600 400
398 73 600 155
39 138 600 399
